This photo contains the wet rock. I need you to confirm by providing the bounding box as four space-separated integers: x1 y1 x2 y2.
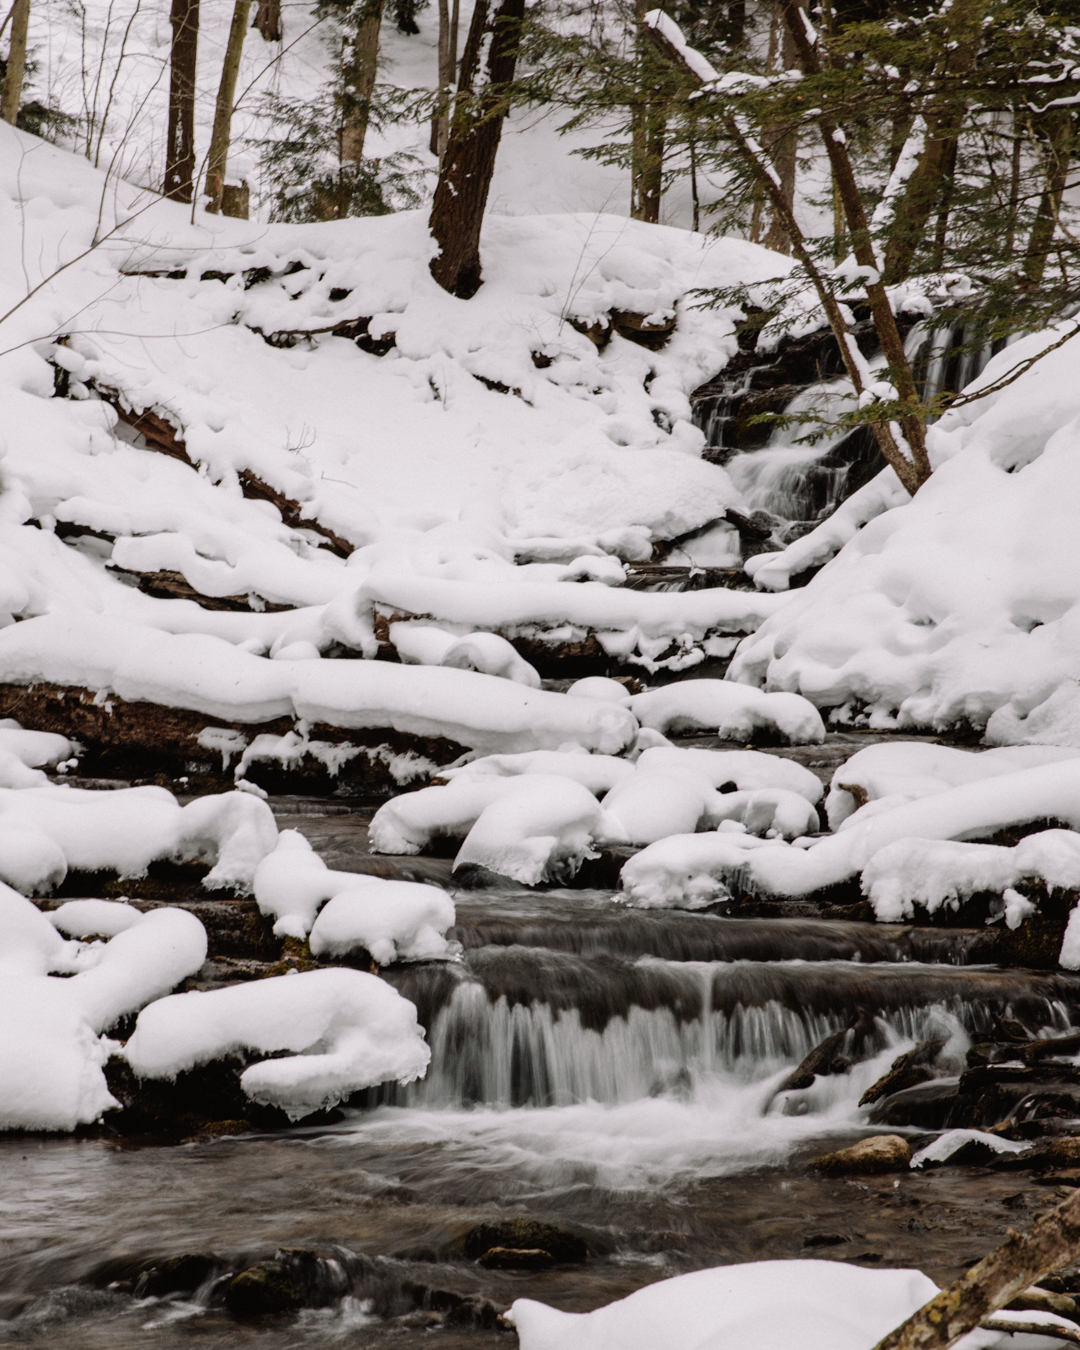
803 1233 850 1248
479 1246 555 1270
860 1039 947 1108
460 1219 587 1264
1024 1032 1080 1064
777 1029 851 1093
225 1261 303 1316
810 1135 912 1176
136 1253 221 1297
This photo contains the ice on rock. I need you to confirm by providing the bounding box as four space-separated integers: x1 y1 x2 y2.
0 888 207 1131
508 1259 940 1350
308 881 457 965
441 632 541 688
123 969 431 1119
48 898 143 938
454 776 606 885
439 748 635 795
634 746 823 803
628 681 825 745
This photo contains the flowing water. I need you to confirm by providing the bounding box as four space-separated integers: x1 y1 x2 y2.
4 797 1079 1347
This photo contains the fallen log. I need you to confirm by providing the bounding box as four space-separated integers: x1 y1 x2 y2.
0 682 462 797
872 1185 1080 1350
106 565 294 613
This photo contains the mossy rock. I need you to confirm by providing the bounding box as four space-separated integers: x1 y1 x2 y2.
460 1219 586 1264
137 1253 221 1297
225 1261 303 1316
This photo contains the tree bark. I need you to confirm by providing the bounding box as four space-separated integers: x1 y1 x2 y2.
428 0 525 298
164 0 200 201
340 0 385 170
750 3 797 254
880 0 986 285
204 0 250 213
1024 108 1074 286
431 0 459 162
252 0 279 40
0 0 29 126
872 1185 1080 1350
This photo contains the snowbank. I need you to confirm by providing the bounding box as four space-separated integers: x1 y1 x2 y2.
729 328 1080 740
0 782 277 895
509 1259 941 1350
440 748 635 795
620 757 1080 907
454 777 605 885
0 889 207 1130
123 969 430 1119
628 681 825 744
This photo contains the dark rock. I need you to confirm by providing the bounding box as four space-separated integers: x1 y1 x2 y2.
225 1261 303 1316
868 1079 961 1130
803 1233 850 1248
777 1029 851 1092
460 1219 587 1264
136 1254 222 1298
479 1246 555 1270
860 1039 948 1107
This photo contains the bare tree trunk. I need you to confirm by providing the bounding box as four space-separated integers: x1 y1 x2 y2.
749 3 796 255
873 1185 1080 1350
164 0 199 201
636 95 665 223
881 0 986 285
431 0 459 162
428 0 525 297
1024 108 1074 285
340 0 385 169
204 0 250 213
252 0 279 40
0 0 29 126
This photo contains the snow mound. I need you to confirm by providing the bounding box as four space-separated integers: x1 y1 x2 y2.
48 898 142 938
439 748 635 795
508 1259 940 1350
0 783 277 895
628 681 825 744
308 881 457 965
599 769 728 845
454 777 605 885
634 746 823 802
729 328 1080 741
0 888 207 1131
123 968 430 1119
441 632 541 687
368 776 544 856
621 758 1080 909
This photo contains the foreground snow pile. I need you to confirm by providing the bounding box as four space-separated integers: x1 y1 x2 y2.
620 748 1080 923
0 781 277 895
0 888 207 1130
730 329 1080 741
124 968 430 1119
254 829 456 961
509 1258 1075 1350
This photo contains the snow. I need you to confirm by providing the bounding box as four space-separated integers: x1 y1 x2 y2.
0 888 207 1130
910 1130 1030 1169
369 776 548 856
634 746 823 802
620 758 1080 908
454 776 606 885
48 898 142 937
599 769 729 845
308 881 458 965
509 1259 941 1350
628 681 826 744
439 747 635 794
0 782 277 895
123 968 431 1119
441 632 541 686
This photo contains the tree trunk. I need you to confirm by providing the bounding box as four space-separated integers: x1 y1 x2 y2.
431 0 459 163
0 0 29 126
340 0 385 170
873 1185 1080 1350
635 95 665 223
1024 108 1074 286
880 0 986 285
428 0 525 298
204 0 250 213
164 0 200 201
749 2 797 255
252 0 280 41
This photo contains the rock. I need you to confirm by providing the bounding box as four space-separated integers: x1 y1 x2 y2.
136 1253 221 1298
460 1219 587 1264
1046 1137 1080 1167
224 1261 303 1316
810 1135 912 1176
859 1038 947 1108
777 1029 851 1093
869 1079 959 1130
479 1246 555 1271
